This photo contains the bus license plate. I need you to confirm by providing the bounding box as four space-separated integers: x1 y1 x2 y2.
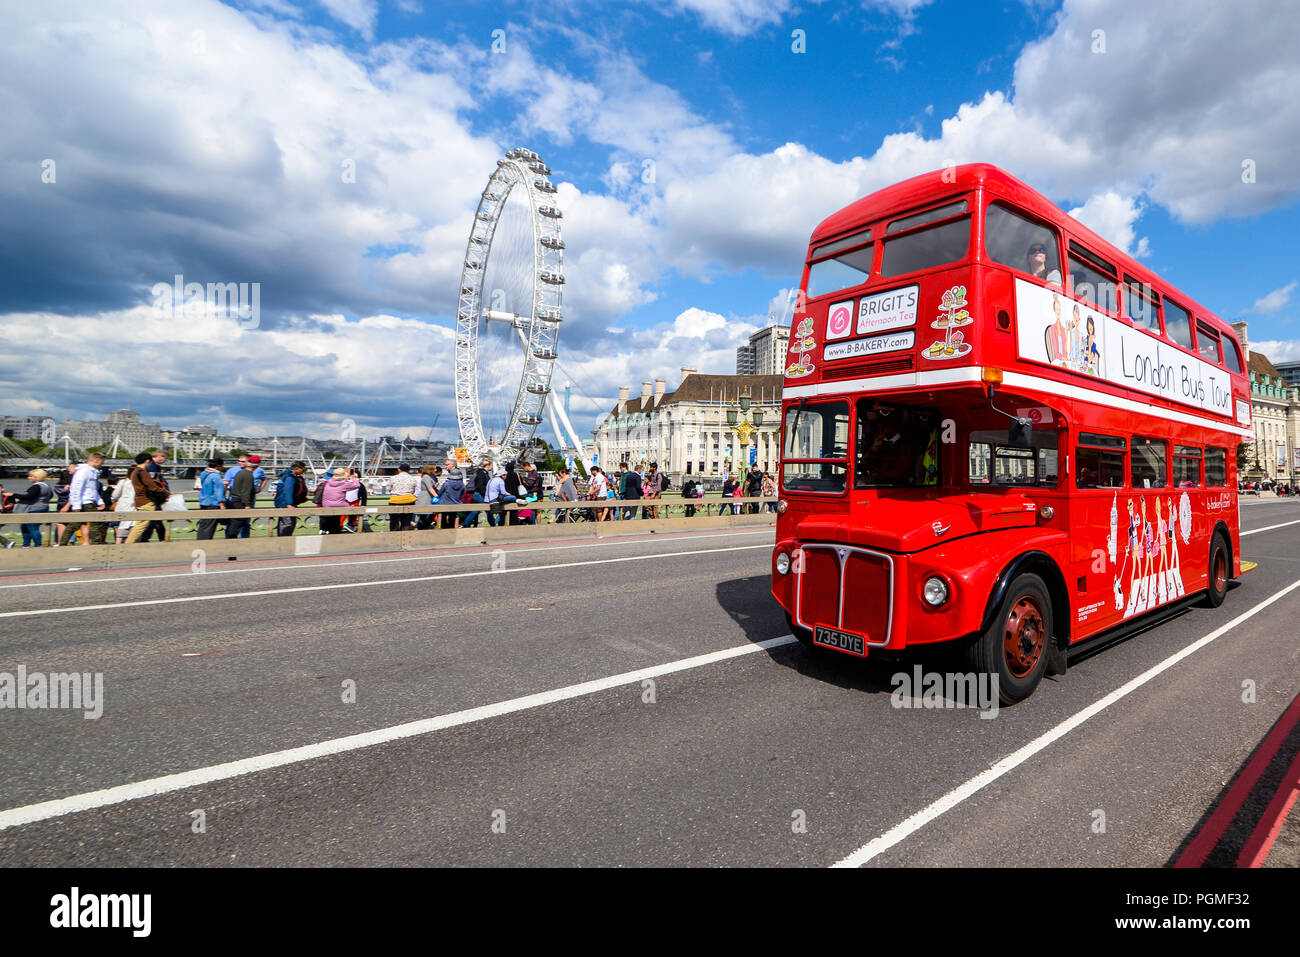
814 625 866 657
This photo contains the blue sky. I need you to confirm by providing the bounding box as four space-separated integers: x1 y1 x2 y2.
1 0 1297 443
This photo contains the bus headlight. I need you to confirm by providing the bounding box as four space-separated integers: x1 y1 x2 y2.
923 576 950 607
776 552 791 575
776 499 788 514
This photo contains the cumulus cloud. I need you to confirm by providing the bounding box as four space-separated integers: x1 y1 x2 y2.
1247 339 1300 363
1068 191 1151 258
1250 281 1298 315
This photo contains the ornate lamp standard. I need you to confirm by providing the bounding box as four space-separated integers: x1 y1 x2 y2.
726 387 766 473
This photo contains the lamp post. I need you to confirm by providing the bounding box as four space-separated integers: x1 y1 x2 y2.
726 387 766 473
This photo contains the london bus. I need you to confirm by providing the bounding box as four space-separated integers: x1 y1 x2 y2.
771 164 1252 703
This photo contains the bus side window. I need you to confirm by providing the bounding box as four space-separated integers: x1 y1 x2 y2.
1173 445 1202 487
1196 322 1223 364
1076 432 1126 489
1163 298 1194 350
1205 447 1227 486
1131 437 1168 489
1067 241 1119 315
984 202 1062 286
1124 279 1162 334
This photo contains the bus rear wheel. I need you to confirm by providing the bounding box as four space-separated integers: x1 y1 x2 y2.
967 573 1053 704
1205 533 1229 608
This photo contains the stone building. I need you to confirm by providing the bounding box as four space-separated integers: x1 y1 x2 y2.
1232 321 1300 483
593 369 784 479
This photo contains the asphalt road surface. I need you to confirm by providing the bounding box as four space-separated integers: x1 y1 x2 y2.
0 506 1297 867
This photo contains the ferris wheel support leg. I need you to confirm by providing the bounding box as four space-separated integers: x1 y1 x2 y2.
546 392 591 474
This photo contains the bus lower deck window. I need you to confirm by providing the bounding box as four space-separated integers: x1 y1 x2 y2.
1131 437 1168 488
1205 447 1227 486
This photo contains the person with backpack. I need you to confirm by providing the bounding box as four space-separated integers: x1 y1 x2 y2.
12 468 55 547
438 462 465 530
552 466 578 523
273 461 308 536
681 478 698 518
643 462 668 519
720 474 738 516
745 467 764 514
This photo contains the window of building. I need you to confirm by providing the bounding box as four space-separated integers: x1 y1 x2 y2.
984 202 1062 285
1163 298 1194 350
1205 447 1227 486
1076 432 1127 489
1123 279 1162 334
880 213 971 278
1173 445 1202 487
1130 437 1168 488
1067 241 1120 314
1196 323 1222 364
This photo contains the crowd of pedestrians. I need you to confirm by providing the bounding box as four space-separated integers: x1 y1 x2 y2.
1 455 775 547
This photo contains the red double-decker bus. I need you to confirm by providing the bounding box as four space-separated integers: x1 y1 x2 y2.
771 164 1252 703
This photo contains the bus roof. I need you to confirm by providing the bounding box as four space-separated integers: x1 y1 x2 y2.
810 163 1236 343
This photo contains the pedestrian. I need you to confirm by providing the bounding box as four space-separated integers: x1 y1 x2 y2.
484 466 515 527
438 460 466 530
316 466 359 534
274 461 309 536
761 471 777 511
224 457 258 539
587 466 609 521
681 477 698 518
519 460 542 522
720 474 737 516
110 469 137 544
746 466 763 514
415 464 439 530
11 468 54 547
617 462 641 519
53 464 76 545
121 453 168 544
58 452 107 546
644 462 667 519
139 449 173 542
387 463 419 531
553 466 578 523
503 462 521 525
196 457 227 540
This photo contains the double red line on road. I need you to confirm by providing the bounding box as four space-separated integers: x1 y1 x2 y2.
1174 692 1300 868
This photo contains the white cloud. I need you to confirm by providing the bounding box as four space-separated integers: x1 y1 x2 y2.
666 0 795 36
1068 191 1150 258
1250 281 1298 315
318 0 378 38
1247 339 1300 363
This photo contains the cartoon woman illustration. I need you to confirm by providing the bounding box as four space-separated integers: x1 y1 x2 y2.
1167 495 1182 593
1069 305 1083 370
1084 315 1101 375
1125 498 1142 608
1142 497 1155 604
1044 294 1068 365
1154 498 1169 604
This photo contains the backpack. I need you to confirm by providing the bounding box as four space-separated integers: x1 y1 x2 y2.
313 482 325 506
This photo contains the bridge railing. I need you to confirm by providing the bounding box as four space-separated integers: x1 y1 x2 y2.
0 498 778 569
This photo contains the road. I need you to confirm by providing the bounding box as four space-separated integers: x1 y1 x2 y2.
0 504 1297 866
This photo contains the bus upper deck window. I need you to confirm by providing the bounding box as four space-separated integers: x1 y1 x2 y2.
1067 241 1119 315
1223 339 1243 373
1124 280 1162 334
1197 323 1223 364
1163 298 1194 349
984 202 1061 286
880 212 971 279
806 230 873 299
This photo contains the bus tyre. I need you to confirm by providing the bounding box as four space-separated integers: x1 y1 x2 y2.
1205 533 1229 608
786 612 813 646
967 573 1052 705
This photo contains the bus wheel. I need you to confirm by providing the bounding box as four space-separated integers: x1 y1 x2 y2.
786 612 813 646
968 573 1052 704
1205 533 1229 608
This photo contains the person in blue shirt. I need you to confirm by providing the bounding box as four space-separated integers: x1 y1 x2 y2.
196 458 226 540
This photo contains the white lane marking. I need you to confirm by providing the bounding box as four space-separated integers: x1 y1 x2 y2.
0 528 774 590
832 576 1300 868
0 635 799 832
1241 518 1300 537
0 544 772 619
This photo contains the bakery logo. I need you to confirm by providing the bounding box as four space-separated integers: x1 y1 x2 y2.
826 301 854 340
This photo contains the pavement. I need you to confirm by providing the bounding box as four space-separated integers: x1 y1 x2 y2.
0 502 1296 866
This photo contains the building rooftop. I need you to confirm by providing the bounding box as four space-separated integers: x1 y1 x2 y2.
608 373 784 417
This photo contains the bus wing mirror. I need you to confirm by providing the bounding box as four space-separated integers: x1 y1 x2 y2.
1008 418 1033 448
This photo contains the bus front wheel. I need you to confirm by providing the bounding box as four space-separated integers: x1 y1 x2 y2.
1205 533 1229 608
967 573 1053 704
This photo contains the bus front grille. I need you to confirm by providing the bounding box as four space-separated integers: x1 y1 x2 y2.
795 544 895 647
